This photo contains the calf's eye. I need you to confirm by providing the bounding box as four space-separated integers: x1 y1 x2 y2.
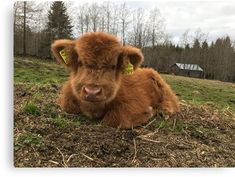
111 65 116 70
77 61 83 67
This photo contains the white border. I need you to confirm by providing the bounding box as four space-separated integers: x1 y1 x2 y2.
1 0 234 177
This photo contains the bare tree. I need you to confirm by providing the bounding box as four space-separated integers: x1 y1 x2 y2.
180 28 209 47
110 4 119 36
23 1 26 55
180 29 191 47
76 4 86 35
84 6 90 33
14 2 23 54
14 1 45 56
104 2 111 33
119 3 130 45
14 2 22 33
148 7 165 47
146 7 166 69
131 8 144 47
99 4 106 32
129 8 152 48
89 3 100 32
194 28 208 44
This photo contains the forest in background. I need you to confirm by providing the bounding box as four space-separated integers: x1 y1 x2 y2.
14 1 235 82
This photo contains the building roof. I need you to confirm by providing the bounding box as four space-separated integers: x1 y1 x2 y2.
174 63 203 71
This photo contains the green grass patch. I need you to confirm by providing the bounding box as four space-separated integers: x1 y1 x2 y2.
52 115 81 129
17 133 43 148
23 101 41 116
14 56 69 85
162 74 235 112
155 118 185 133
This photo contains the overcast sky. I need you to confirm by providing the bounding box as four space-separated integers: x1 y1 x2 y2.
73 0 235 44
124 0 235 44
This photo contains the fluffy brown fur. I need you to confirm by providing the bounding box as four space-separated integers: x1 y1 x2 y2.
51 32 179 129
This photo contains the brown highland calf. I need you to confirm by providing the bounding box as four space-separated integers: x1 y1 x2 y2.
51 32 179 129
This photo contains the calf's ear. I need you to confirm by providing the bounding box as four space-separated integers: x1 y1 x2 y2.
51 39 78 69
122 45 144 70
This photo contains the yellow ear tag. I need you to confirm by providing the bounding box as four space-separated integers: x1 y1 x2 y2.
59 49 69 64
124 61 134 75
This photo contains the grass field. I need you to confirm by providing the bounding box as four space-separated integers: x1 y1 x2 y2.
14 56 235 112
14 56 235 167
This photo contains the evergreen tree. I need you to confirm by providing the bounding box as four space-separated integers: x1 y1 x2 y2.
192 39 201 64
201 40 209 78
221 36 233 81
40 1 73 58
47 1 73 39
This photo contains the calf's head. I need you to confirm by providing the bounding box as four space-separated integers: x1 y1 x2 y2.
51 32 143 104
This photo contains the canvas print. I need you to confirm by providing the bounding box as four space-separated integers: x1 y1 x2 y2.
14 1 235 167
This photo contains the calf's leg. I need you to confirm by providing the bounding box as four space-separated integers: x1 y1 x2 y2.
58 81 81 114
102 106 156 129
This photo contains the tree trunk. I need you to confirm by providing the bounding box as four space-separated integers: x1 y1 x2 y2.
122 19 125 45
107 12 110 32
23 1 26 55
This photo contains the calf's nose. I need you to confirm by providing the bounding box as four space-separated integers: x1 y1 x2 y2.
84 86 102 96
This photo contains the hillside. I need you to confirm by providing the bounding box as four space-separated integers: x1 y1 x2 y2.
14 57 235 167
